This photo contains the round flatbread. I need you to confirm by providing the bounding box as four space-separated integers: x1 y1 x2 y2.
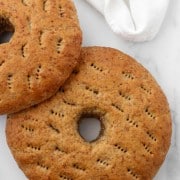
6 47 172 179
0 0 82 114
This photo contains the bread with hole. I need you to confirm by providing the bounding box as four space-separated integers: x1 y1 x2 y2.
0 0 82 114
6 47 172 179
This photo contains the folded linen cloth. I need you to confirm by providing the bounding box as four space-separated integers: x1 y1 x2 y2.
85 0 169 42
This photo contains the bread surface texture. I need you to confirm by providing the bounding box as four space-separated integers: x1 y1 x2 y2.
0 0 82 114
6 47 172 180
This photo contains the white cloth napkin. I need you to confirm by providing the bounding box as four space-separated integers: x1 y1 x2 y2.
86 0 169 42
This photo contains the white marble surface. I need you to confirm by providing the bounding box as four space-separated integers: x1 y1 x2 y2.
0 0 180 179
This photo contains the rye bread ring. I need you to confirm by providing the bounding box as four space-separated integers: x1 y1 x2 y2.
0 0 82 114
6 47 172 179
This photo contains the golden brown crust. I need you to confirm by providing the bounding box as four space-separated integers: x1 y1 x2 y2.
0 0 82 114
6 47 172 180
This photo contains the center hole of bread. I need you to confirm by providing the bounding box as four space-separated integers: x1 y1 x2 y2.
78 115 102 142
0 17 14 44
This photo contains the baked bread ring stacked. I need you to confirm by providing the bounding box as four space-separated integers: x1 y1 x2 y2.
0 0 82 114
0 1 172 180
